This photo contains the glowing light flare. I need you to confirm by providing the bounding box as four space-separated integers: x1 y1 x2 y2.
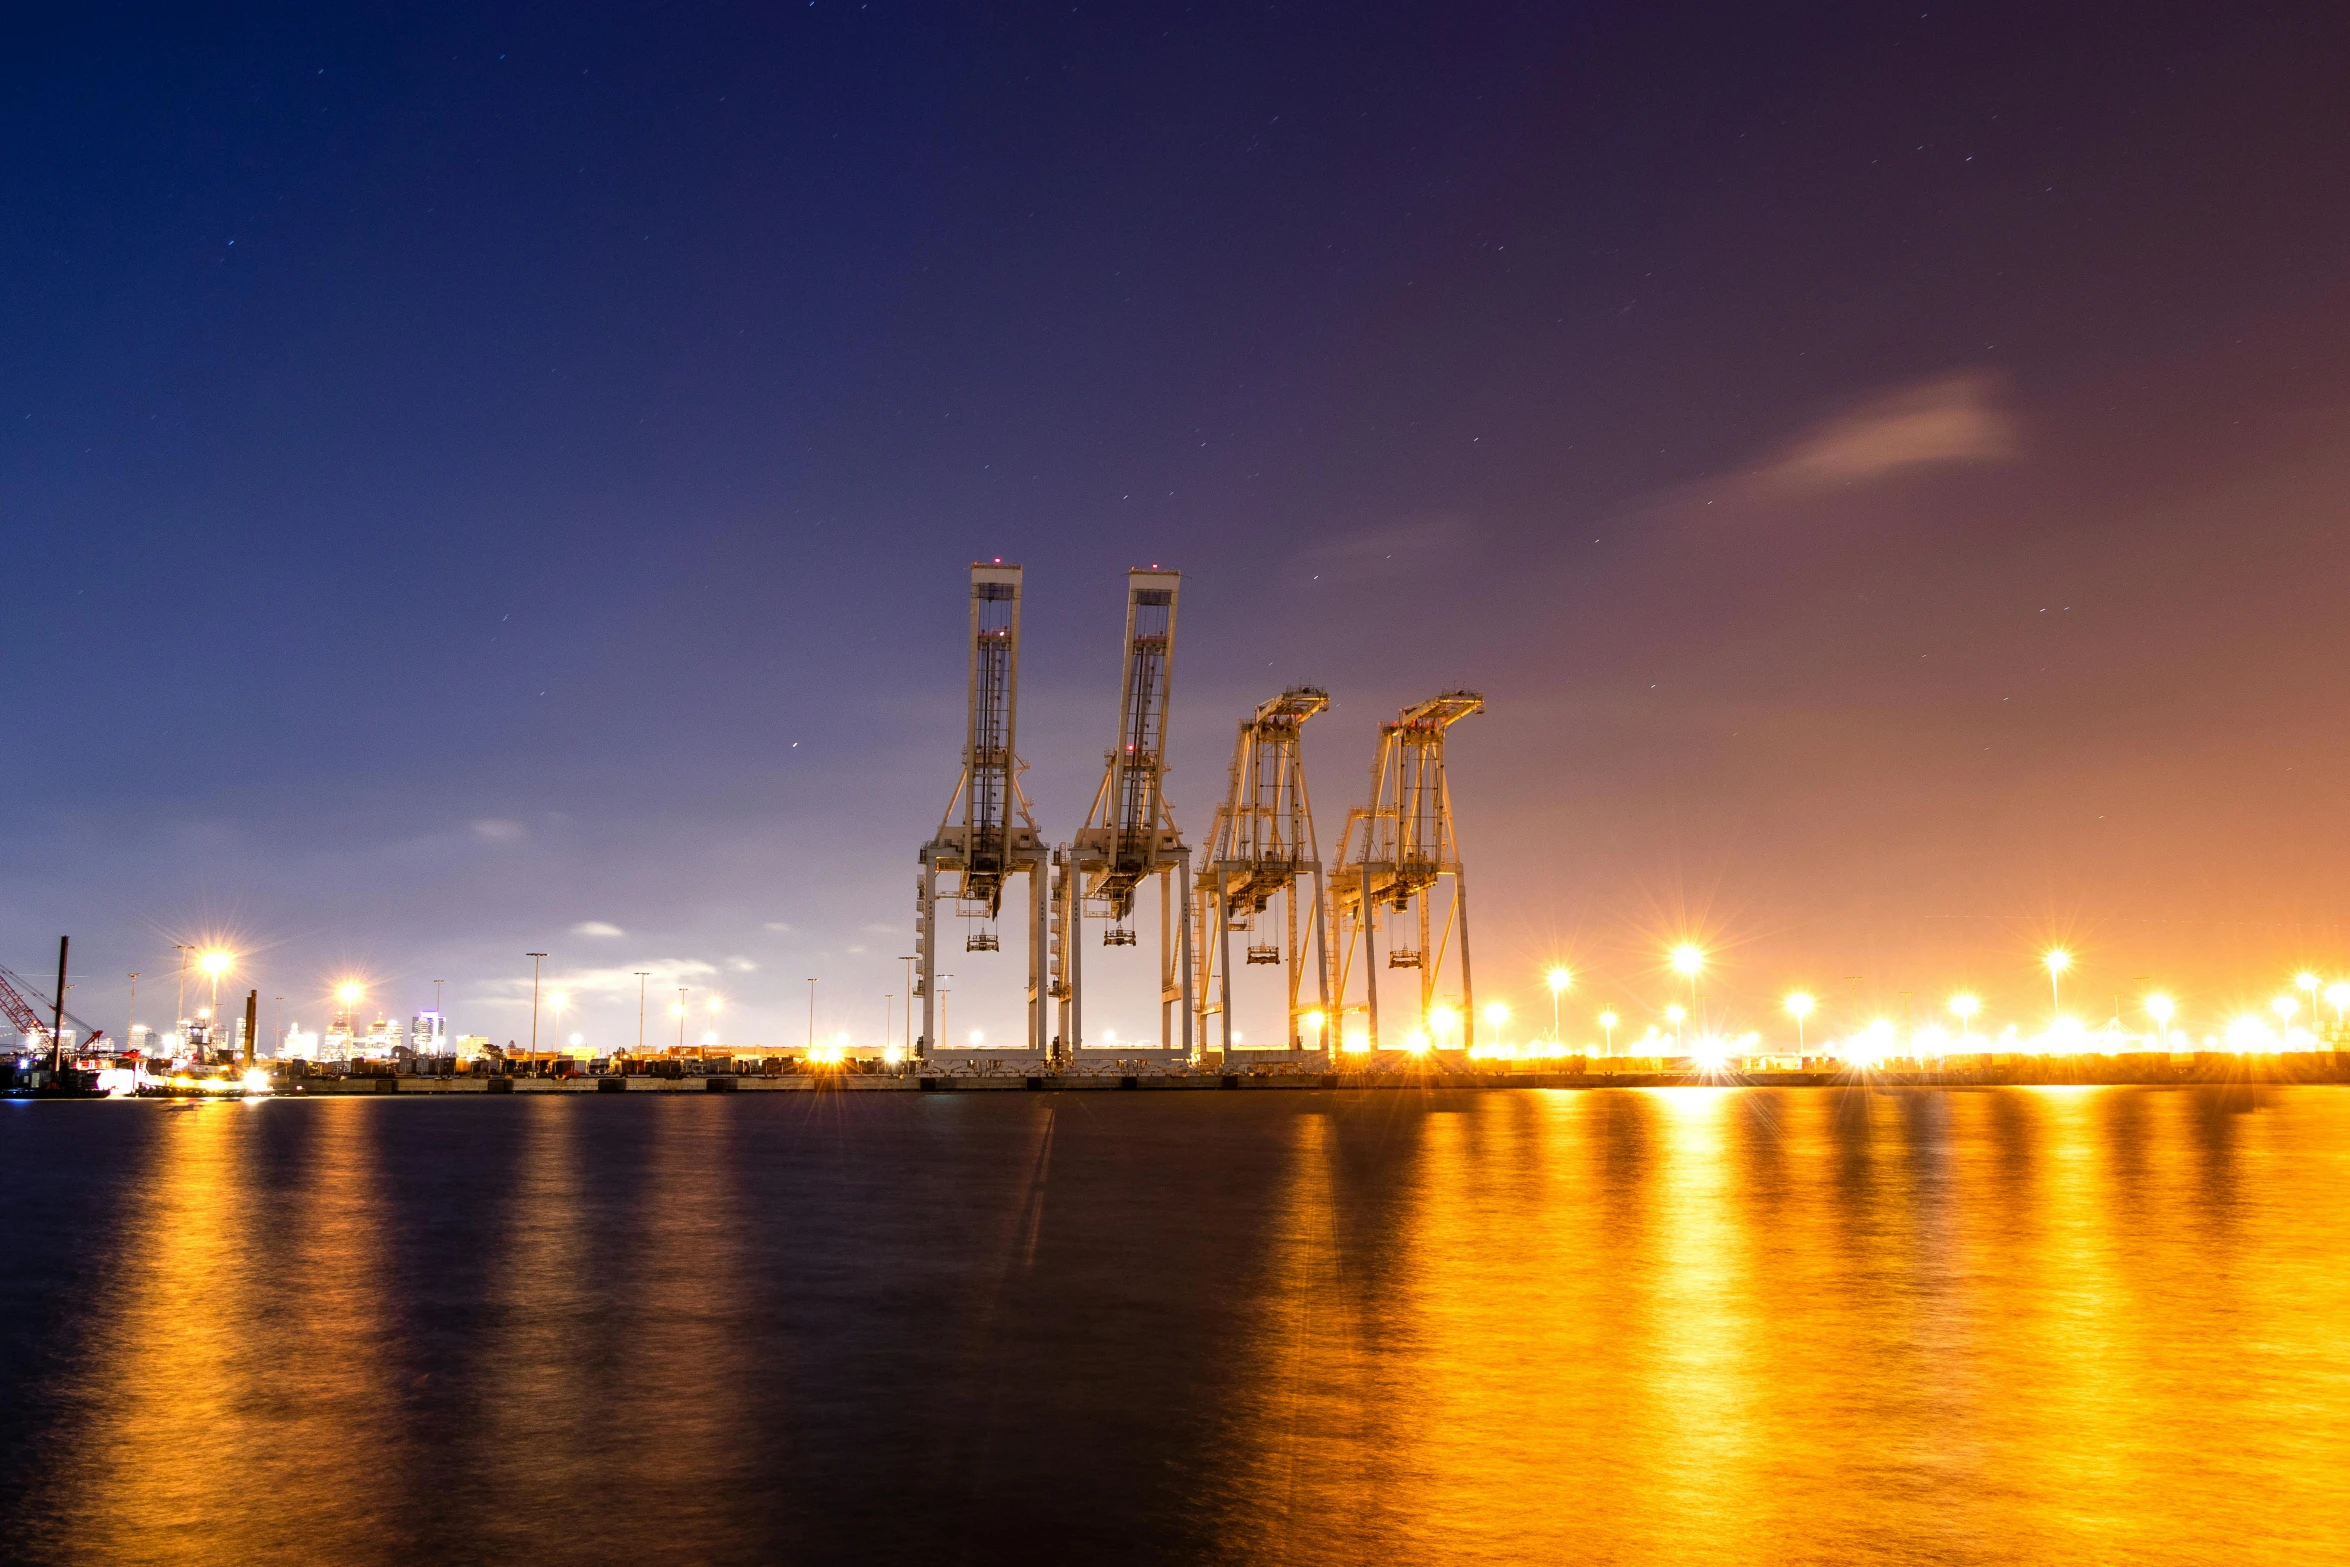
2145 993 2176 1025
1949 994 1980 1020
2226 1015 2277 1054
199 949 233 978
1427 1005 1462 1038
1664 1004 1686 1024
1482 1002 1509 1026
1545 967 1572 995
2271 996 2298 1024
1671 944 1705 978
1785 992 1815 1019
2044 948 2073 976
1403 1028 1432 1055
241 1069 272 1094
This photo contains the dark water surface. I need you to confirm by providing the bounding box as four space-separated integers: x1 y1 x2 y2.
4 1087 2347 1564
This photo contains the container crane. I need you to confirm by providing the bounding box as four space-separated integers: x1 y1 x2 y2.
1329 691 1483 1055
1193 687 1333 1063
1056 568 1193 1063
917 562 1050 1063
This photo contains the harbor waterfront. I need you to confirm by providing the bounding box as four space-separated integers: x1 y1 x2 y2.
5 1085 2348 1565
93 1049 2350 1095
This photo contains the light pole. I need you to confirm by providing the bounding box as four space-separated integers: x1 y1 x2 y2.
2296 972 2321 1030
807 977 818 1054
1546 967 1571 1044
884 993 894 1058
634 972 650 1055
2146 993 2174 1050
676 988 688 1054
126 972 139 1058
1671 945 1705 1036
2273 995 2299 1038
173 944 191 1041
1482 1002 1509 1052
1787 992 1815 1052
898 956 916 1058
1950 993 1979 1046
2044 948 2071 1016
526 953 548 1067
1665 1003 1686 1049
938 974 954 1053
1599 1011 1617 1054
201 950 232 1055
2327 982 2350 1032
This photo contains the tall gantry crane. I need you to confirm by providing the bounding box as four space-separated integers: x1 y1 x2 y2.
1329 691 1484 1055
1056 568 1193 1062
1193 687 1332 1062
917 561 1049 1062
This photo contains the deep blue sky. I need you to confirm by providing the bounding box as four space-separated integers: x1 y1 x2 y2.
7 2 2349 1049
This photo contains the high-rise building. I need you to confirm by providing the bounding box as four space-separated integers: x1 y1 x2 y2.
410 1010 450 1055
357 1016 405 1058
280 1023 320 1060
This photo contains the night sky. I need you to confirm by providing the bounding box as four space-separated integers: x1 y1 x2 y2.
8 3 2348 1050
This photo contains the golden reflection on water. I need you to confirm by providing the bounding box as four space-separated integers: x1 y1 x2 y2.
1218 1087 2350 1566
21 1087 2350 1565
47 1100 411 1566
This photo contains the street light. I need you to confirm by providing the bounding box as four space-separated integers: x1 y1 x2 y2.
200 950 233 1048
1786 991 1815 1051
1949 993 1979 1045
1665 1002 1686 1048
1598 1010 1618 1054
2272 995 2298 1033
2043 949 2072 1015
1482 1001 1509 1050
1671 944 1704 1021
2296 972 2321 1025
526 953 549 1066
2146 992 2175 1049
1545 967 1572 1043
2326 982 2350 1029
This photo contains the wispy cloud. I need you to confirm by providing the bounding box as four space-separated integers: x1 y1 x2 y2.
1297 517 1471 584
1760 371 2019 489
763 921 793 933
480 957 718 1006
571 920 624 938
471 819 526 843
725 955 758 972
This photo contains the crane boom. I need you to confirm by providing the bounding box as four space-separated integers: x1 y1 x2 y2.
1074 569 1183 920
